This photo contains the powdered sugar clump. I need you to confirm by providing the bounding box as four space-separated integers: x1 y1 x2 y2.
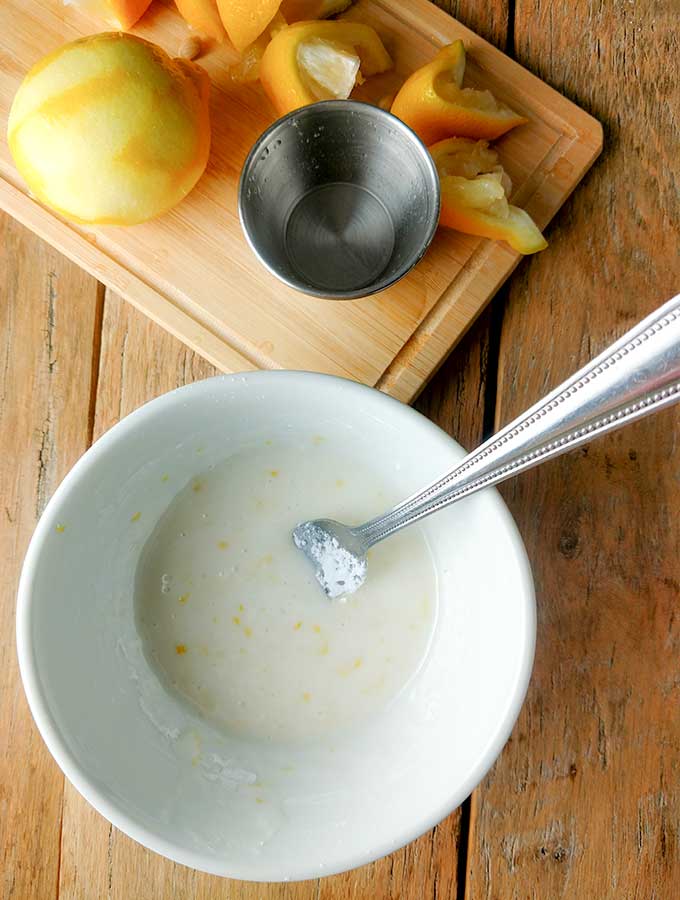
293 522 367 599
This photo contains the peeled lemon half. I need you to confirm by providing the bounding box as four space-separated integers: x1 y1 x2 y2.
8 32 211 225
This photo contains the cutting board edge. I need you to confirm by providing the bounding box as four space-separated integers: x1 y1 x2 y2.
378 127 604 404
371 0 605 143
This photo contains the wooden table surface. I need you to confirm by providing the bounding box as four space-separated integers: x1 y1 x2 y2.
1 1 678 898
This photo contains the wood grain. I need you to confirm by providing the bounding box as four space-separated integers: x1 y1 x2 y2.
464 1 680 897
432 1 510 49
3 2 679 899
1 5 512 897
57 288 470 899
0 0 601 403
0 212 100 899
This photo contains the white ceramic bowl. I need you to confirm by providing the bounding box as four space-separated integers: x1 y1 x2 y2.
17 372 534 881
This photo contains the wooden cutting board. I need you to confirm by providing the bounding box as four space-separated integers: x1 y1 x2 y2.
0 0 602 402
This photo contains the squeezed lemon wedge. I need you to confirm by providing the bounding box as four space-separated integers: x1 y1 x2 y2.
259 20 391 116
297 38 361 101
430 138 547 254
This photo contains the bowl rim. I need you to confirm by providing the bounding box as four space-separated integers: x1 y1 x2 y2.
238 100 442 301
16 370 535 881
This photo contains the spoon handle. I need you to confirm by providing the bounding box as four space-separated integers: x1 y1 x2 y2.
356 293 680 547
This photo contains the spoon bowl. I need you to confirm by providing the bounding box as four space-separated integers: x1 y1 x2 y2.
292 518 368 598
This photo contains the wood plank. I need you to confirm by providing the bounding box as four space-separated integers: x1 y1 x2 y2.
0 211 100 900
57 286 473 899
465 1 680 897
57 289 227 900
0 0 601 403
432 1 510 48
60 2 509 896
7 5 511 899
57 292 324 900
413 4 507 894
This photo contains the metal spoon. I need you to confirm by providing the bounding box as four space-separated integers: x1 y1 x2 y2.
293 293 680 598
